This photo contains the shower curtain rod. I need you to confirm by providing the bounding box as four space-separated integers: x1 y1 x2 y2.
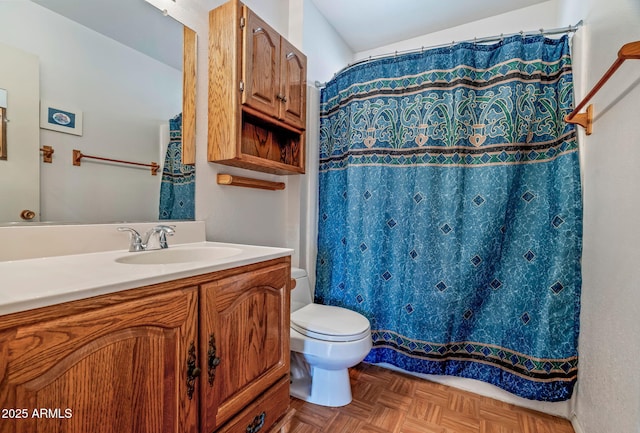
315 20 583 88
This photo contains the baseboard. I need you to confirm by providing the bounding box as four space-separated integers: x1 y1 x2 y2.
571 414 586 433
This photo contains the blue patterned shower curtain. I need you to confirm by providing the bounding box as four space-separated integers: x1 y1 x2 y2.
316 35 582 401
159 113 195 220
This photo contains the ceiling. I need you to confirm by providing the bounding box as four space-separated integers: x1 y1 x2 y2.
30 0 551 70
310 0 550 53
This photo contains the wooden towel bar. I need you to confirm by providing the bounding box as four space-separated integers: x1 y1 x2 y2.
565 40 640 135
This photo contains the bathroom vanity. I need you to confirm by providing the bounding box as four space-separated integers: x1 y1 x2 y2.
0 242 293 433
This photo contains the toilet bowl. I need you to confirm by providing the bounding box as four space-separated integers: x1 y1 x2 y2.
289 267 372 407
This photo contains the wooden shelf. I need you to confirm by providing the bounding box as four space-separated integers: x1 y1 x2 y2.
217 173 285 190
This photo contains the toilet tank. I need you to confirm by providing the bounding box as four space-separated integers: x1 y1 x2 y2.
291 267 313 312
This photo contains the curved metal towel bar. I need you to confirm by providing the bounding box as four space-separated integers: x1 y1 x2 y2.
565 40 640 135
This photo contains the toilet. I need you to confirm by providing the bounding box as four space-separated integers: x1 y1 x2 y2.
289 267 372 407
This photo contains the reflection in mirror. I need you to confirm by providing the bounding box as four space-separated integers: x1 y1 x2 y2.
0 41 40 223
0 0 195 225
0 88 6 160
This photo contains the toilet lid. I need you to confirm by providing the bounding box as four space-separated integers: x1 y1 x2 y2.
291 304 371 342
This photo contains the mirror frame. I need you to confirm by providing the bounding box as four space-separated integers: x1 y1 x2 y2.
0 107 6 160
182 26 196 165
0 89 6 160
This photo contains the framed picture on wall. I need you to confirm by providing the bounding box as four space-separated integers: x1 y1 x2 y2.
40 101 83 136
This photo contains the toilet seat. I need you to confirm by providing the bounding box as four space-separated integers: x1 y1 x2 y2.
291 304 370 342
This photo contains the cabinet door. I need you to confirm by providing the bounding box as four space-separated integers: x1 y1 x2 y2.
200 262 290 432
279 39 307 130
0 288 199 433
242 8 281 117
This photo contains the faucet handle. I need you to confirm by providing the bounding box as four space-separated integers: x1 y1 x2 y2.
154 224 176 234
117 227 144 252
143 225 176 250
155 225 175 249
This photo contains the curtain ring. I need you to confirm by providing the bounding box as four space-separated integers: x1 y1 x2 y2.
540 28 545 34
500 33 504 42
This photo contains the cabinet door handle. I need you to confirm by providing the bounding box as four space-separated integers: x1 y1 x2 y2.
276 93 288 103
186 341 201 400
207 334 221 387
246 412 266 433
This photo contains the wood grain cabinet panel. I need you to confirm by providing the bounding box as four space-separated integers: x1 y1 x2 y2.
242 11 281 118
199 261 290 432
279 39 306 130
209 0 306 175
0 287 199 433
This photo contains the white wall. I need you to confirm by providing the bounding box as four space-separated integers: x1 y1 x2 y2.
557 1 640 432
296 0 353 276
0 1 181 223
301 0 355 84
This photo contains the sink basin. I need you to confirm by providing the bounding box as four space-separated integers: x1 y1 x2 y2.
115 246 243 265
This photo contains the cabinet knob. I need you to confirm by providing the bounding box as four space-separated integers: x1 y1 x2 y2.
276 93 288 103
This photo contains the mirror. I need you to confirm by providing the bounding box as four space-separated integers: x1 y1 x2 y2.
0 0 195 224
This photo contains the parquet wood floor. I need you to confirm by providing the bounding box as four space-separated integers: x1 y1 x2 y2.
287 363 574 433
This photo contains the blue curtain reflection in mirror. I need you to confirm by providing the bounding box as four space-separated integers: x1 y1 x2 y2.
159 113 195 220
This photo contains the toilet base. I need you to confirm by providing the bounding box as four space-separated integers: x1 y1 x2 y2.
290 365 352 407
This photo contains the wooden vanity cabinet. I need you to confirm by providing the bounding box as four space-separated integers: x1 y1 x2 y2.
199 260 290 433
0 286 199 433
0 257 292 433
209 0 306 175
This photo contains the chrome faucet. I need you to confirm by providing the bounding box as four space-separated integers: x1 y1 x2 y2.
118 225 175 252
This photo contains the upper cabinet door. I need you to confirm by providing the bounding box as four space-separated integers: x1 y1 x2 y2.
242 9 281 117
279 39 307 129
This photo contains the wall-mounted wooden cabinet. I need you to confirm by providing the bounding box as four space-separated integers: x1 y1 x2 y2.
209 0 306 175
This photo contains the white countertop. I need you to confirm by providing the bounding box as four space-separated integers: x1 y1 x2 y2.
0 241 293 316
